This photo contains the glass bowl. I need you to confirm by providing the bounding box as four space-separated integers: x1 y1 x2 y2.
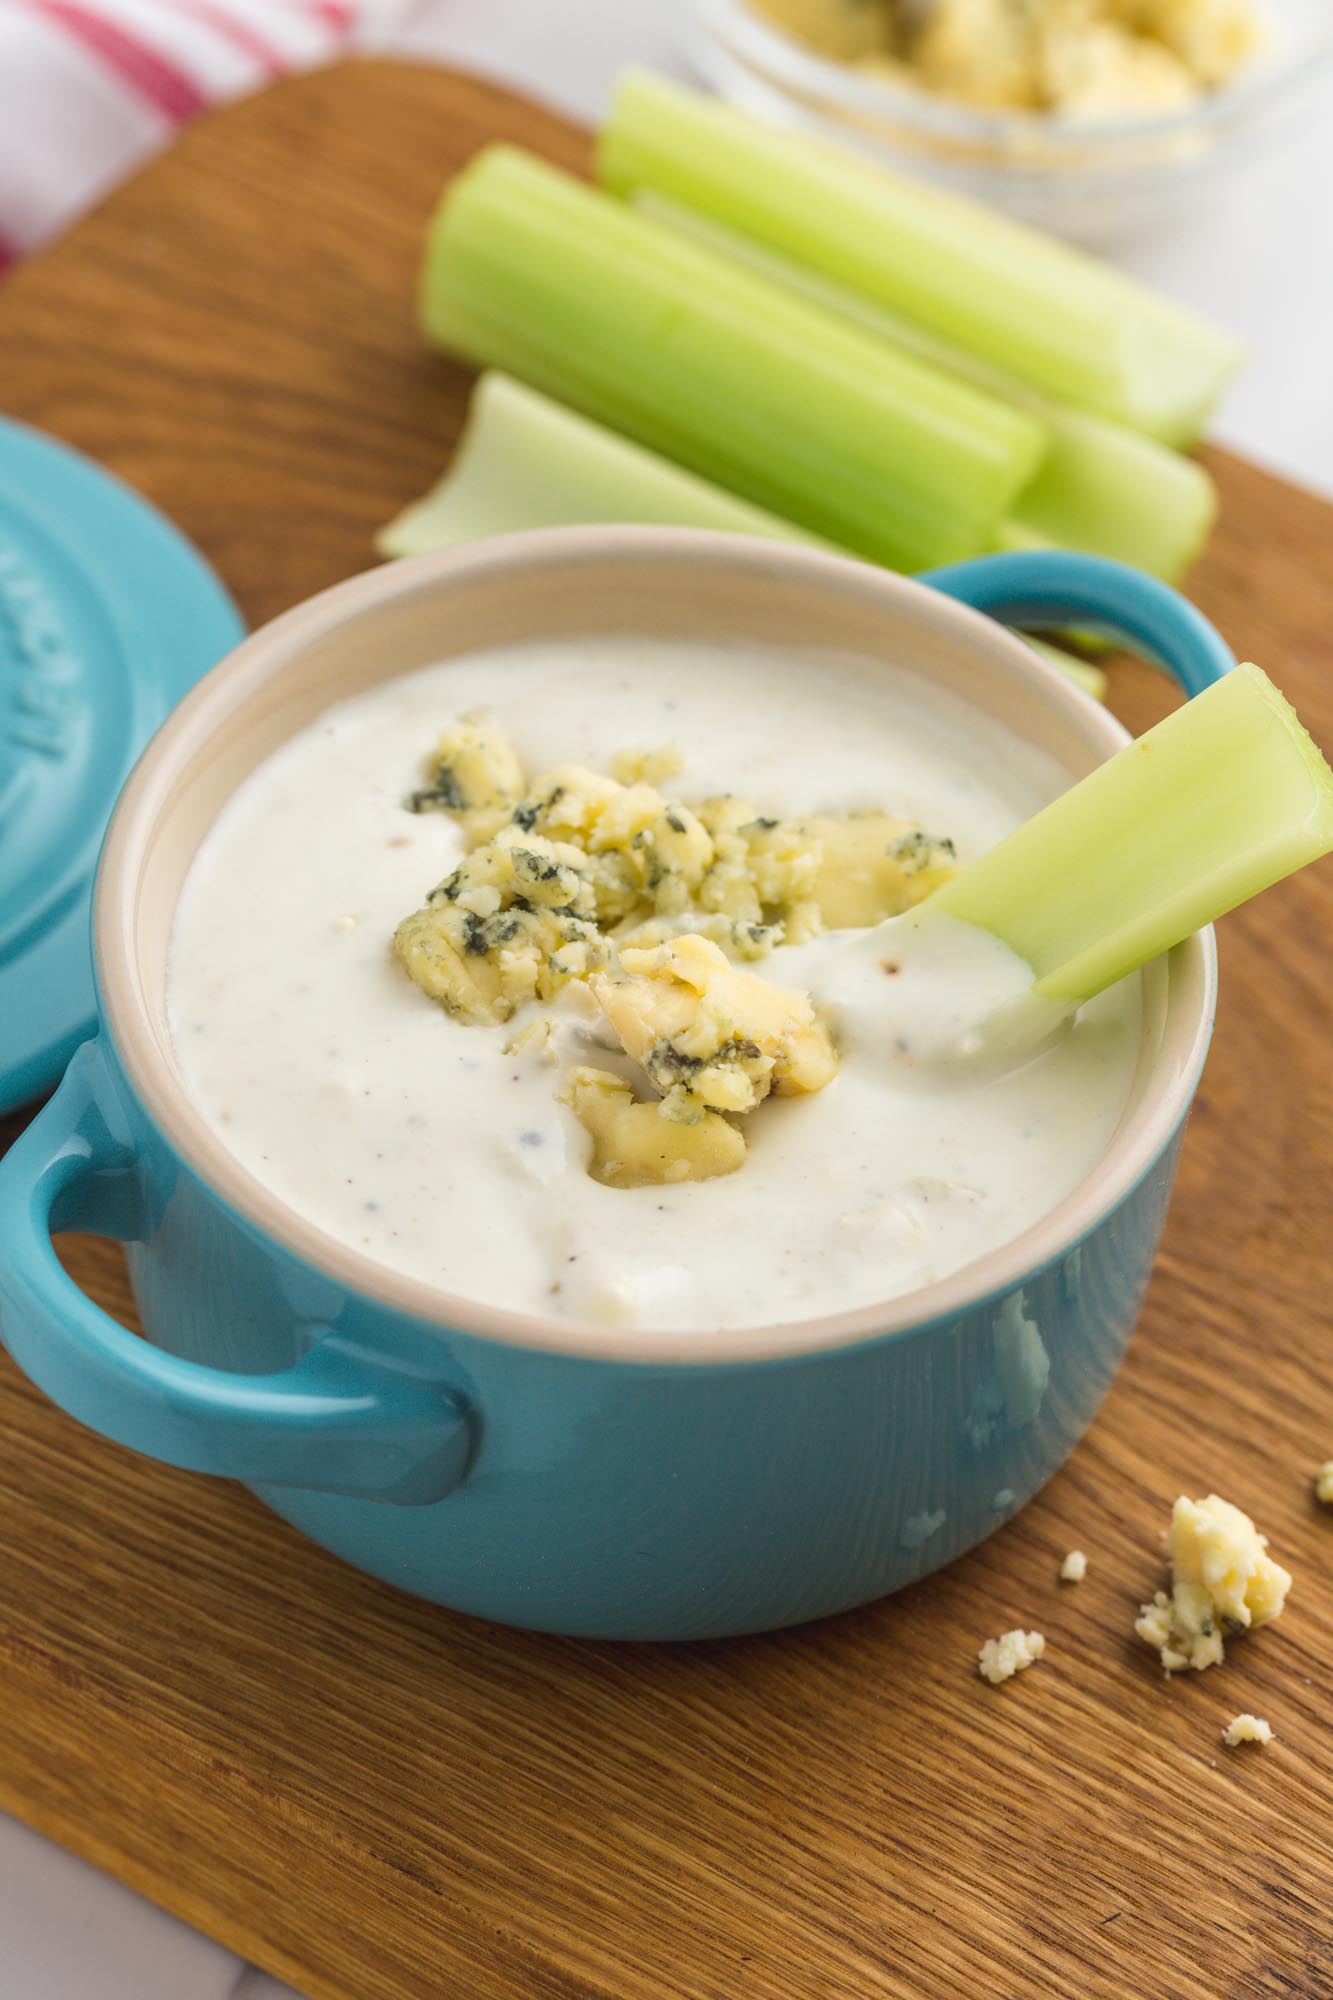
687 0 1333 244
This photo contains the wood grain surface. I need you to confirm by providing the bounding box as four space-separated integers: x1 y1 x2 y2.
1 59 1332 2000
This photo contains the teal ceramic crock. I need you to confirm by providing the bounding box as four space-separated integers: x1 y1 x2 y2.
0 531 1227 1640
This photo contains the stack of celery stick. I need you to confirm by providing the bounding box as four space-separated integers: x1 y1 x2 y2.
383 72 1239 636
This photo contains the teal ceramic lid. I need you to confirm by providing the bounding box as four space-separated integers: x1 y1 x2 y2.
0 420 244 1115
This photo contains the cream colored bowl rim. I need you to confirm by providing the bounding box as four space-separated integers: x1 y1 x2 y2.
96 527 1216 1366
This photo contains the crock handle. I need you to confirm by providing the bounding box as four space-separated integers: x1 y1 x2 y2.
0 1042 472 1507
923 549 1234 696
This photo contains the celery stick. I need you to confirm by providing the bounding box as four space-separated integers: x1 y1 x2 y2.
419 146 1045 573
1026 638 1108 703
633 189 1216 582
933 664 1333 1002
377 374 826 558
377 375 1106 705
1009 412 1216 584
601 73 1242 447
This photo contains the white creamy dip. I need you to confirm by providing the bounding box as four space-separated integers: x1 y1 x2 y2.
169 636 1140 1332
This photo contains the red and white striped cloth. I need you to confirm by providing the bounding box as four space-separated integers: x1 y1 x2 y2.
0 0 408 273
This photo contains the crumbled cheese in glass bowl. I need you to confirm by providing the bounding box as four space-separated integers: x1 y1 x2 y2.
749 0 1272 115
689 0 1333 242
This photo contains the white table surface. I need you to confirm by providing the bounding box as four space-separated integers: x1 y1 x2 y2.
3 5 1330 1995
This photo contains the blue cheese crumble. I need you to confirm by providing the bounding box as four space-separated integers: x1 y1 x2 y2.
978 1628 1046 1685
394 722 956 1185
1222 1713 1273 1748
1135 1494 1292 1674
393 827 608 1025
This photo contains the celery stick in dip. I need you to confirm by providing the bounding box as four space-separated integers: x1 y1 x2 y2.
168 635 1141 1333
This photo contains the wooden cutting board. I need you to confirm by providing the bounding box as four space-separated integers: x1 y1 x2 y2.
1 60 1332 2000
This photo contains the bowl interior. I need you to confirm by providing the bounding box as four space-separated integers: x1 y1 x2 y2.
96 529 1213 1363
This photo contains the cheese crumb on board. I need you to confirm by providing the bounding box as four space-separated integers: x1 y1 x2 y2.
978 1628 1046 1685
1222 1713 1273 1748
1134 1494 1292 1674
1060 1549 1088 1582
1315 1462 1333 1506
